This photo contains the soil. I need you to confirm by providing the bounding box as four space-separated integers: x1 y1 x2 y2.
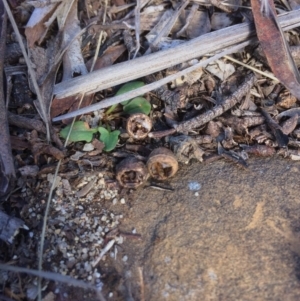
100 156 300 301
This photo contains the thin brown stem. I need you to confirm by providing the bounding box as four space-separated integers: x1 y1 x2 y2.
174 73 256 133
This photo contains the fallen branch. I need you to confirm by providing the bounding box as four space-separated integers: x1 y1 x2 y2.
53 41 251 121
53 10 300 100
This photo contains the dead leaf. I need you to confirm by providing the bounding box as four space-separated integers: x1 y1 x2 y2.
86 44 126 71
251 0 300 99
206 59 235 80
25 3 61 47
50 94 93 122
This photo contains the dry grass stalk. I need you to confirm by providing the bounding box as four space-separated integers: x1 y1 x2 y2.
138 267 145 301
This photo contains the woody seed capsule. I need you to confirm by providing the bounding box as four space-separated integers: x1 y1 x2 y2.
146 147 178 180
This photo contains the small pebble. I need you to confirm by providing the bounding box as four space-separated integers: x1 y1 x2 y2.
122 255 128 262
188 181 202 191
195 192 199 196
120 198 126 204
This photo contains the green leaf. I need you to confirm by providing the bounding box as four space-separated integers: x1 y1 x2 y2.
116 81 145 105
98 127 120 152
123 97 151 115
105 81 145 115
60 121 97 142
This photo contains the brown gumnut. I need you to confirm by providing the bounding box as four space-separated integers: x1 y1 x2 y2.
146 147 178 180
116 157 148 189
126 113 152 139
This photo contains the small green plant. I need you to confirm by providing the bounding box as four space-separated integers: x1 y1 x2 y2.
98 127 120 152
106 81 151 115
59 121 97 142
60 122 120 152
123 96 151 115
116 81 145 105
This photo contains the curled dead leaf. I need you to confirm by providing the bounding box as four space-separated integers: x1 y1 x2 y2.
169 135 204 164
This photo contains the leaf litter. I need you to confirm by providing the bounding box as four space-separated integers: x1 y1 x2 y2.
1 0 300 300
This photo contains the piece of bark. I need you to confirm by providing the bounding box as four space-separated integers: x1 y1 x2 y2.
7 112 46 133
29 131 65 164
0 211 28 243
259 108 289 147
218 142 248 168
10 136 30 150
0 5 15 179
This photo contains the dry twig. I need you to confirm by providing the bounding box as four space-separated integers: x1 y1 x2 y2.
175 73 256 132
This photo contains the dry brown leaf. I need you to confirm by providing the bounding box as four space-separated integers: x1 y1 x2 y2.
25 2 61 47
86 44 126 71
251 0 300 99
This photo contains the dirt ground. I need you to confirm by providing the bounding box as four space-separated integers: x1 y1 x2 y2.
99 156 300 301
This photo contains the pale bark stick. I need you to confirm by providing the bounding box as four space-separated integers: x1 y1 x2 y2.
53 10 300 99
53 41 251 121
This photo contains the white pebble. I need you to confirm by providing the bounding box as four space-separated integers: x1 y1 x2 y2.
83 143 94 152
188 181 202 191
120 198 125 204
94 272 101 278
122 255 128 262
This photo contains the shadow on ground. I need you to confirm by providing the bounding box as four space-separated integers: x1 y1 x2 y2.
102 157 300 301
